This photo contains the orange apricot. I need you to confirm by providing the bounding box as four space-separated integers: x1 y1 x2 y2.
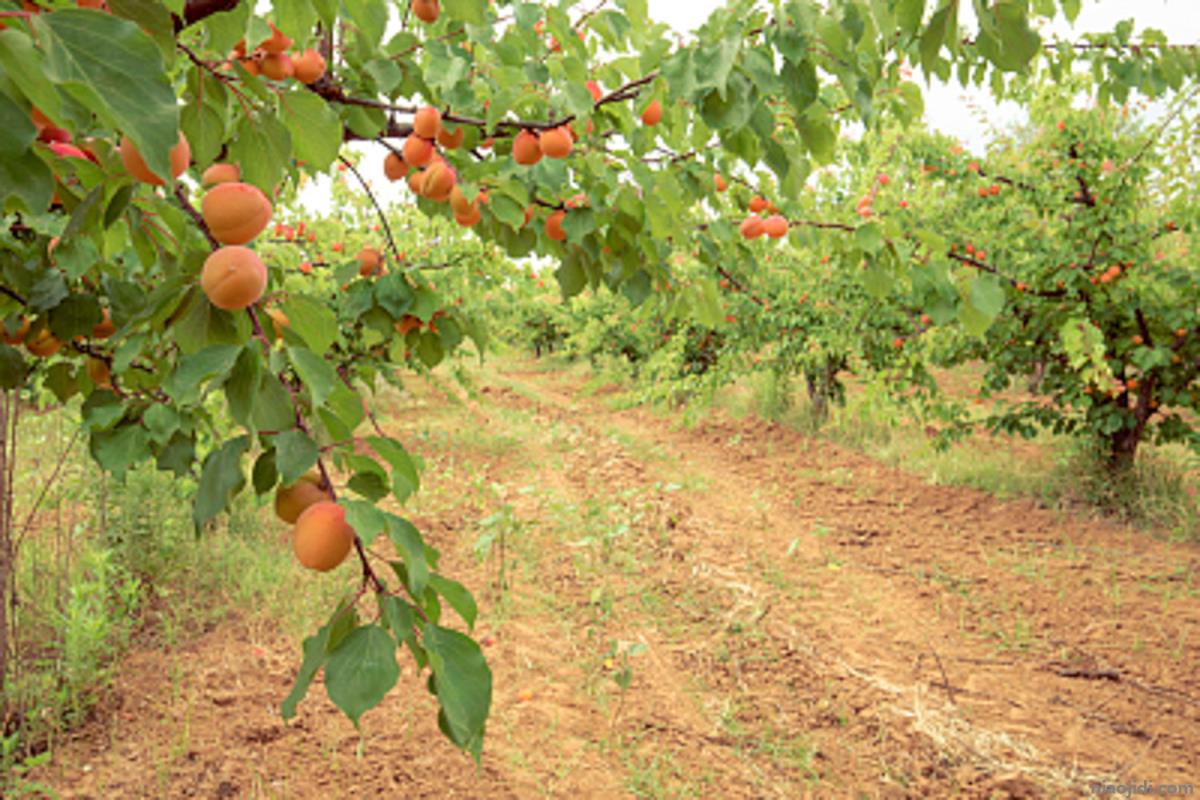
421 161 456 202
764 215 788 239
119 132 190 185
455 205 482 227
91 308 116 339
275 471 332 523
201 163 240 186
714 173 727 192
202 182 273 245
200 246 268 310
86 357 112 388
292 49 326 84
2 316 30 345
383 151 408 181
265 307 289 341
436 125 464 149
407 169 427 194
586 80 603 102
739 216 765 239
357 246 383 277
260 52 293 81
512 130 542 166
412 0 439 23
402 135 435 167
545 210 566 241
25 328 61 358
260 22 292 54
413 106 442 140
292 501 354 571
748 195 767 213
641 98 662 126
538 126 573 159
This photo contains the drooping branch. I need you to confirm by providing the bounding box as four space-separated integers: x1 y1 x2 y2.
339 154 405 269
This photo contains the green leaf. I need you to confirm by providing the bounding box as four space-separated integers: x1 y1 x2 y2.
90 423 150 480
229 113 291 194
193 435 250 528
342 498 387 546
385 514 429 597
288 345 336 408
428 574 478 630
280 91 342 172
343 0 388 49
275 430 318 486
443 0 486 24
181 98 225 170
379 594 417 647
555 257 586 298
0 29 63 121
224 345 262 429
0 88 37 153
796 109 836 164
281 623 330 721
969 274 1006 317
368 435 420 502
253 373 296 432
165 344 241 405
0 148 54 214
0 345 28 389
143 404 180 445
324 625 399 727
423 624 491 761
35 11 178 183
855 222 884 254
272 0 319 43
281 295 339 354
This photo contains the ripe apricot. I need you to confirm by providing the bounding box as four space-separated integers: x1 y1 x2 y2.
764 215 788 239
394 315 422 336
641 98 662 126
91 308 116 339
436 126 464 149
545 210 566 241
292 501 355 571
2 316 30 345
200 246 268 310
201 163 240 186
120 132 190 185
383 151 408 181
539 126 572 159
421 162 457 202
739 216 765 239
714 173 727 192
412 0 439 23
292 49 326 84
413 106 442 140
202 182 272 245
86 357 111 389
357 246 383 277
402 135 434 167
408 169 427 194
275 470 332 523
260 52 293 81
260 22 292 54
586 80 602 102
449 186 475 217
25 328 61 358
512 130 542 166
239 57 261 76
748 195 767 213
266 307 289 341
455 205 482 227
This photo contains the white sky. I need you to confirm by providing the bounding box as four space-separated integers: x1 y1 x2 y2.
304 0 1200 216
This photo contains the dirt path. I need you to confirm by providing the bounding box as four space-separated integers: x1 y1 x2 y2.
31 360 1200 798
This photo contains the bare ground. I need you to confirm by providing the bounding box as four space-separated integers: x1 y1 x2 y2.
30 360 1200 799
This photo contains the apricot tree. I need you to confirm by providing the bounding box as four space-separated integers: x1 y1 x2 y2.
1 0 1196 761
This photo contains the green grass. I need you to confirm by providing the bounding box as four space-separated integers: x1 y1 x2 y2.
1 402 343 789
704 367 1200 539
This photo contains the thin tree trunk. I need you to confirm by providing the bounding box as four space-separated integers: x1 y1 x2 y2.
0 390 12 697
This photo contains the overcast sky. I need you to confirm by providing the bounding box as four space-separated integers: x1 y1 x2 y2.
305 1 1200 216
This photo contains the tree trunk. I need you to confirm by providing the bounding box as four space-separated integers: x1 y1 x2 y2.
1108 426 1141 472
0 391 12 698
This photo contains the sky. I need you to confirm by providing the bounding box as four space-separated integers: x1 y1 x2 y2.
302 0 1200 215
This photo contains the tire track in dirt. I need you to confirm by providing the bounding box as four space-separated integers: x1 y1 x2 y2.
486 363 1200 797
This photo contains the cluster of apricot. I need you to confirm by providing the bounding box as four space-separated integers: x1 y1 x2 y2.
275 471 355 571
231 23 326 84
383 107 484 227
739 195 789 240
187 163 274 313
